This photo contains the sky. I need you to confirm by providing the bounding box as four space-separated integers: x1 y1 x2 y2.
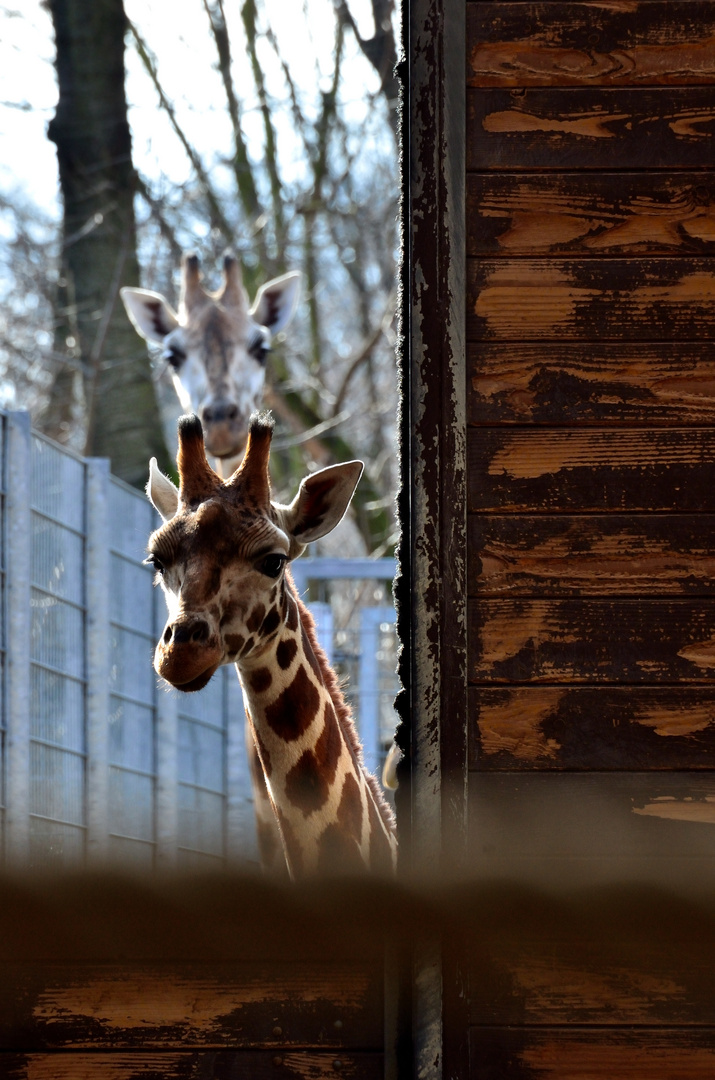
0 0 387 217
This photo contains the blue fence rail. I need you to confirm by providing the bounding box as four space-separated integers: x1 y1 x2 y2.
0 411 398 870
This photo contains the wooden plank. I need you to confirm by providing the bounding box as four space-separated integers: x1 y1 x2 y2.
470 772 715 861
469 686 715 770
467 173 715 256
468 2 715 87
467 259 715 342
468 515 715 596
468 88 715 171
468 429 715 513
0 1050 383 1079
0 961 382 1050
469 1028 715 1078
467 342 715 425
469 598 715 683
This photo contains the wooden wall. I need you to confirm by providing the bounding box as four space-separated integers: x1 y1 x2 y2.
465 2 715 1076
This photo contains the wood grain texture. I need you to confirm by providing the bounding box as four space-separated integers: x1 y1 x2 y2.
467 2 715 87
467 172 715 256
469 1028 715 1080
468 259 715 342
469 515 715 596
468 88 715 170
470 772 715 861
468 428 715 512
468 342 715 425
0 1050 383 1079
469 598 715 683
0 961 382 1050
469 686 715 770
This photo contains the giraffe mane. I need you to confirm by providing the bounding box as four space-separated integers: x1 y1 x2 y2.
288 571 397 839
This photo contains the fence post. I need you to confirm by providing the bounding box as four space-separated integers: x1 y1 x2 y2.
5 411 32 866
85 457 111 861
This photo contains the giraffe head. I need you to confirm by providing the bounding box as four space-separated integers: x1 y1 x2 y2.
145 412 362 692
121 253 301 464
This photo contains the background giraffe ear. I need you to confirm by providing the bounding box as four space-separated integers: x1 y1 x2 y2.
146 457 180 521
284 460 364 545
121 287 180 344
250 271 301 334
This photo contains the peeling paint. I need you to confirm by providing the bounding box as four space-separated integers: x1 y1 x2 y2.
634 705 715 736
634 800 715 823
478 689 564 760
482 108 629 138
678 639 715 668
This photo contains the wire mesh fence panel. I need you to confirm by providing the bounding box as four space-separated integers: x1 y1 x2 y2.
175 667 229 866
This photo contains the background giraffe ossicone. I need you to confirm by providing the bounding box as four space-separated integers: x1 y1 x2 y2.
145 411 397 878
121 252 301 476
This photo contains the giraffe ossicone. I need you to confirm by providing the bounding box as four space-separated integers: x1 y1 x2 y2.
121 252 301 477
145 411 397 878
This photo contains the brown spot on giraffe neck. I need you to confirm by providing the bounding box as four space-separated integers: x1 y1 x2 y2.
276 638 298 671
284 700 343 816
285 593 299 632
263 663 321 741
246 603 266 633
225 633 245 658
249 667 273 694
301 622 323 680
337 771 363 839
261 607 281 636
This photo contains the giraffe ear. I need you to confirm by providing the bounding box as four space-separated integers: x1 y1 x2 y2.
250 271 301 334
284 461 364 545
121 287 180 344
146 457 180 522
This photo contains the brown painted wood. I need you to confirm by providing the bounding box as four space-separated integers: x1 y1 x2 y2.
0 1050 383 1079
470 772 715 861
467 2 715 87
469 1028 715 1078
469 598 715 683
0 961 382 1050
467 258 715 342
468 515 715 596
469 686 715 771
468 342 715 425
469 1027 715 1079
467 173 715 256
467 88 715 170
468 429 715 513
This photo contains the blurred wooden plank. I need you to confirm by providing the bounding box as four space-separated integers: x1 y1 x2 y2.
467 88 715 170
0 961 382 1050
469 598 715 683
469 1028 715 1078
468 515 715 596
467 342 715 425
468 2 715 87
0 1050 383 1079
469 686 715 770
467 259 715 341
468 429 715 512
467 173 715 256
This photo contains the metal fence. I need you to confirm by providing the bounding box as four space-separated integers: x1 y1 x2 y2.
0 411 398 870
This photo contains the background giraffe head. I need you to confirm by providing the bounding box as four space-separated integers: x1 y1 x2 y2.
145 411 363 692
121 253 301 466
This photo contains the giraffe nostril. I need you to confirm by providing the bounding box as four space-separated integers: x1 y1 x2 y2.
203 401 239 425
190 622 210 643
163 624 172 645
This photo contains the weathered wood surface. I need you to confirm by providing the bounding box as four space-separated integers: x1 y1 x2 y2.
470 772 715 859
467 173 715 256
467 259 715 341
469 1028 715 1079
469 686 715 770
468 429 715 512
468 2 715 87
467 88 715 170
469 515 715 596
468 342 715 425
0 1050 383 1079
469 598 715 683
0 961 381 1050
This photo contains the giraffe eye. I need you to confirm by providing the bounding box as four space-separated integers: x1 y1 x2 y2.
258 553 286 578
249 337 271 364
162 343 186 370
144 553 165 575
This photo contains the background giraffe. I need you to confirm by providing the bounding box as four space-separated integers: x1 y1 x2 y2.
145 411 397 876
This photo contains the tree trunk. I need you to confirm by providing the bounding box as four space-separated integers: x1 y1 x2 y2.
43 0 172 486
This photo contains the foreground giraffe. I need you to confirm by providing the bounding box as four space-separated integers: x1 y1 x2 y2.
121 253 300 475
145 411 397 877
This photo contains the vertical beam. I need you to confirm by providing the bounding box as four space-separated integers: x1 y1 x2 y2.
85 457 111 860
407 0 468 1075
4 411 32 866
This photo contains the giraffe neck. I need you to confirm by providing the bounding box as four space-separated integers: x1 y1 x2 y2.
236 573 397 878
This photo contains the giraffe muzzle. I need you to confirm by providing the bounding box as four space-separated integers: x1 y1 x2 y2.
201 402 247 459
155 618 223 692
